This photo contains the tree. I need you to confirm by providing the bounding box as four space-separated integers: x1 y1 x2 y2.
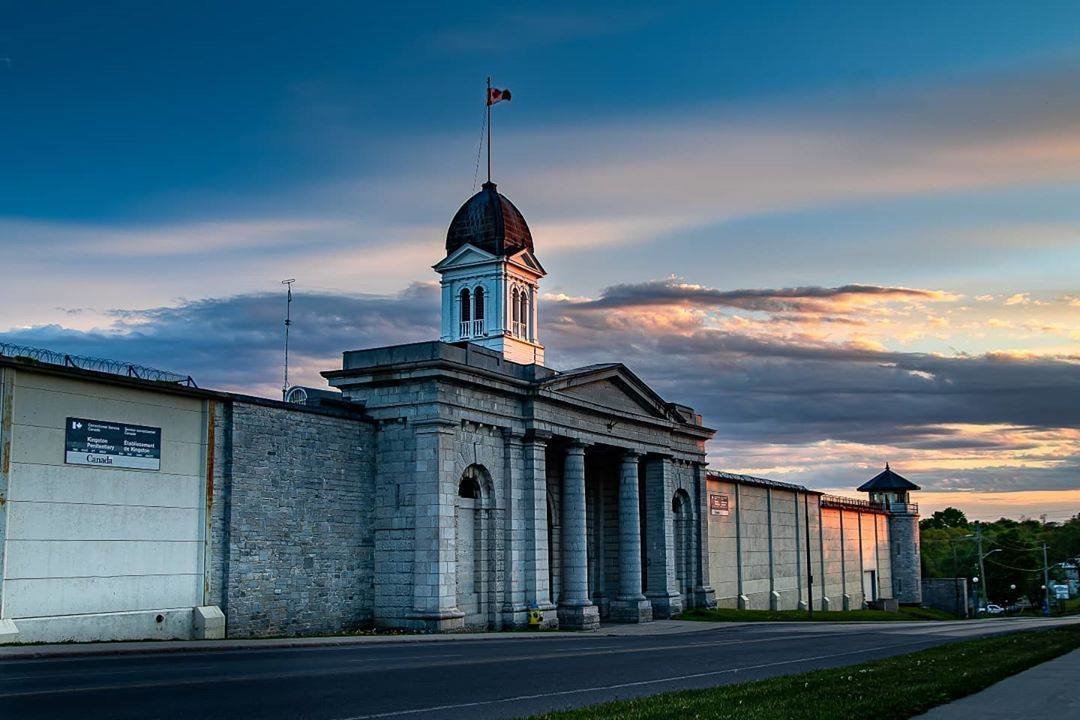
921 507 969 531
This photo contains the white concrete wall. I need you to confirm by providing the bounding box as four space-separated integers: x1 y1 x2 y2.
1 368 209 642
707 479 893 612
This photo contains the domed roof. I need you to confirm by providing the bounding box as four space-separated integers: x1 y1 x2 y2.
446 182 534 257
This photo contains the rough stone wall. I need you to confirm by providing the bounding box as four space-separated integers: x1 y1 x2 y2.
923 577 967 617
212 399 375 637
889 512 922 604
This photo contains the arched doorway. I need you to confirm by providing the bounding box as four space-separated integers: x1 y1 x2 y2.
672 490 694 599
456 465 490 627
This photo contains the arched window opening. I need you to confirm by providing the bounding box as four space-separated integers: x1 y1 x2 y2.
511 287 521 335
458 476 480 499
460 288 479 339
672 490 693 598
519 290 530 338
460 288 471 323
474 286 485 322
459 464 485 500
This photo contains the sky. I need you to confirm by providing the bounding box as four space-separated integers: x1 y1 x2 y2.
1 2 1078 520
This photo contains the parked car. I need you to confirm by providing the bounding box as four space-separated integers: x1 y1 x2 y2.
977 604 1006 616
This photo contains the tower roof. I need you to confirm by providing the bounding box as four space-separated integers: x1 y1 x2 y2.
857 463 921 492
446 182 534 257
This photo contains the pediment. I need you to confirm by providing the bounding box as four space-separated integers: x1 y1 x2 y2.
508 249 547 277
433 243 498 272
541 364 687 422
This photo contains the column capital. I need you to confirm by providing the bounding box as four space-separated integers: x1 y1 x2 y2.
621 448 644 461
523 428 553 445
500 426 524 442
566 439 590 452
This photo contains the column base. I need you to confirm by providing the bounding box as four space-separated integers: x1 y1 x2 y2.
557 602 600 631
821 596 832 611
737 594 751 610
646 592 684 619
842 594 852 611
769 591 782 611
693 586 717 610
404 609 465 633
608 597 653 623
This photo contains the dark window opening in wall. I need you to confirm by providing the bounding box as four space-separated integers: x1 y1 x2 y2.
460 288 472 323
474 286 485 321
458 475 480 499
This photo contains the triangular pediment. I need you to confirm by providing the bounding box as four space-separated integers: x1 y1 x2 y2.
433 243 498 272
541 364 687 422
508 249 547 277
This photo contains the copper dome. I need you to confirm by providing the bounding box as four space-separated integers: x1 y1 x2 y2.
445 182 534 257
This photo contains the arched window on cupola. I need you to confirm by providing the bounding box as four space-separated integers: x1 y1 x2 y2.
519 289 530 338
511 286 520 335
475 284 488 325
459 288 472 338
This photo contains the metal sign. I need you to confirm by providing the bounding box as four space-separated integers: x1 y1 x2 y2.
709 494 729 516
65 417 162 470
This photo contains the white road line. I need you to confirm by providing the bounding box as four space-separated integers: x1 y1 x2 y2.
336 638 941 719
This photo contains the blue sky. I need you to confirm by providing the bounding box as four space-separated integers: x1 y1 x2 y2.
2 2 1078 518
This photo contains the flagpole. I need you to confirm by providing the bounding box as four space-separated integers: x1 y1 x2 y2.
486 76 492 184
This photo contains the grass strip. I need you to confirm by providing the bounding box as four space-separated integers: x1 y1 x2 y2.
526 625 1080 720
680 606 955 622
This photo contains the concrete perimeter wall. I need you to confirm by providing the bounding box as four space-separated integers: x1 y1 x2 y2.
707 476 893 611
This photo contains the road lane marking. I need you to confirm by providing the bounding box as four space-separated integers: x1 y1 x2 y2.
335 638 944 719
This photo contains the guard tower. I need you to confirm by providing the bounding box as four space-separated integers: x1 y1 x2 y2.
859 463 922 604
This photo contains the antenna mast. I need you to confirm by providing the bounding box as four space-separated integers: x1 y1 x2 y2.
281 279 295 400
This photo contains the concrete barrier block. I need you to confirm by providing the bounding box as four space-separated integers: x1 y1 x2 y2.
0 619 19 644
737 594 750 610
797 600 808 611
193 606 226 640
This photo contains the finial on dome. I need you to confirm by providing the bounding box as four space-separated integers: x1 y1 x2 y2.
885 461 890 471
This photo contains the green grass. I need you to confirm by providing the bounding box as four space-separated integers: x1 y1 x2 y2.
679 605 956 623
525 625 1080 720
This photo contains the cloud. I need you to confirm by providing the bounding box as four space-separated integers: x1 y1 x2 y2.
3 279 1075 499
566 278 957 314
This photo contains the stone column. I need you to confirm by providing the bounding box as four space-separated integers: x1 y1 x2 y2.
644 454 683 618
610 450 652 623
557 441 600 630
522 430 557 627
500 428 526 628
406 418 464 631
692 462 716 609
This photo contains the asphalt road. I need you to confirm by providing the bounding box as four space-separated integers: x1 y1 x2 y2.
1 617 1075 720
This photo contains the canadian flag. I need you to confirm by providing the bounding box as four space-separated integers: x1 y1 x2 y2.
487 87 511 106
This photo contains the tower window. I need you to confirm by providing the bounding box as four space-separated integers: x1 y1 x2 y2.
460 288 472 323
520 289 529 337
474 287 485 321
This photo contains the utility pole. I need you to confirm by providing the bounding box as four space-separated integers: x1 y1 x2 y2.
975 522 989 607
281 278 295 401
950 539 962 617
1043 543 1051 616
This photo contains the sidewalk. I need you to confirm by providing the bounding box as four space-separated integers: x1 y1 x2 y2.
0 619 724 661
914 648 1080 719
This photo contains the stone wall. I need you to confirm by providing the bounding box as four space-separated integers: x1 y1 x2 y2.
210 398 375 637
889 512 922 604
923 577 968 617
